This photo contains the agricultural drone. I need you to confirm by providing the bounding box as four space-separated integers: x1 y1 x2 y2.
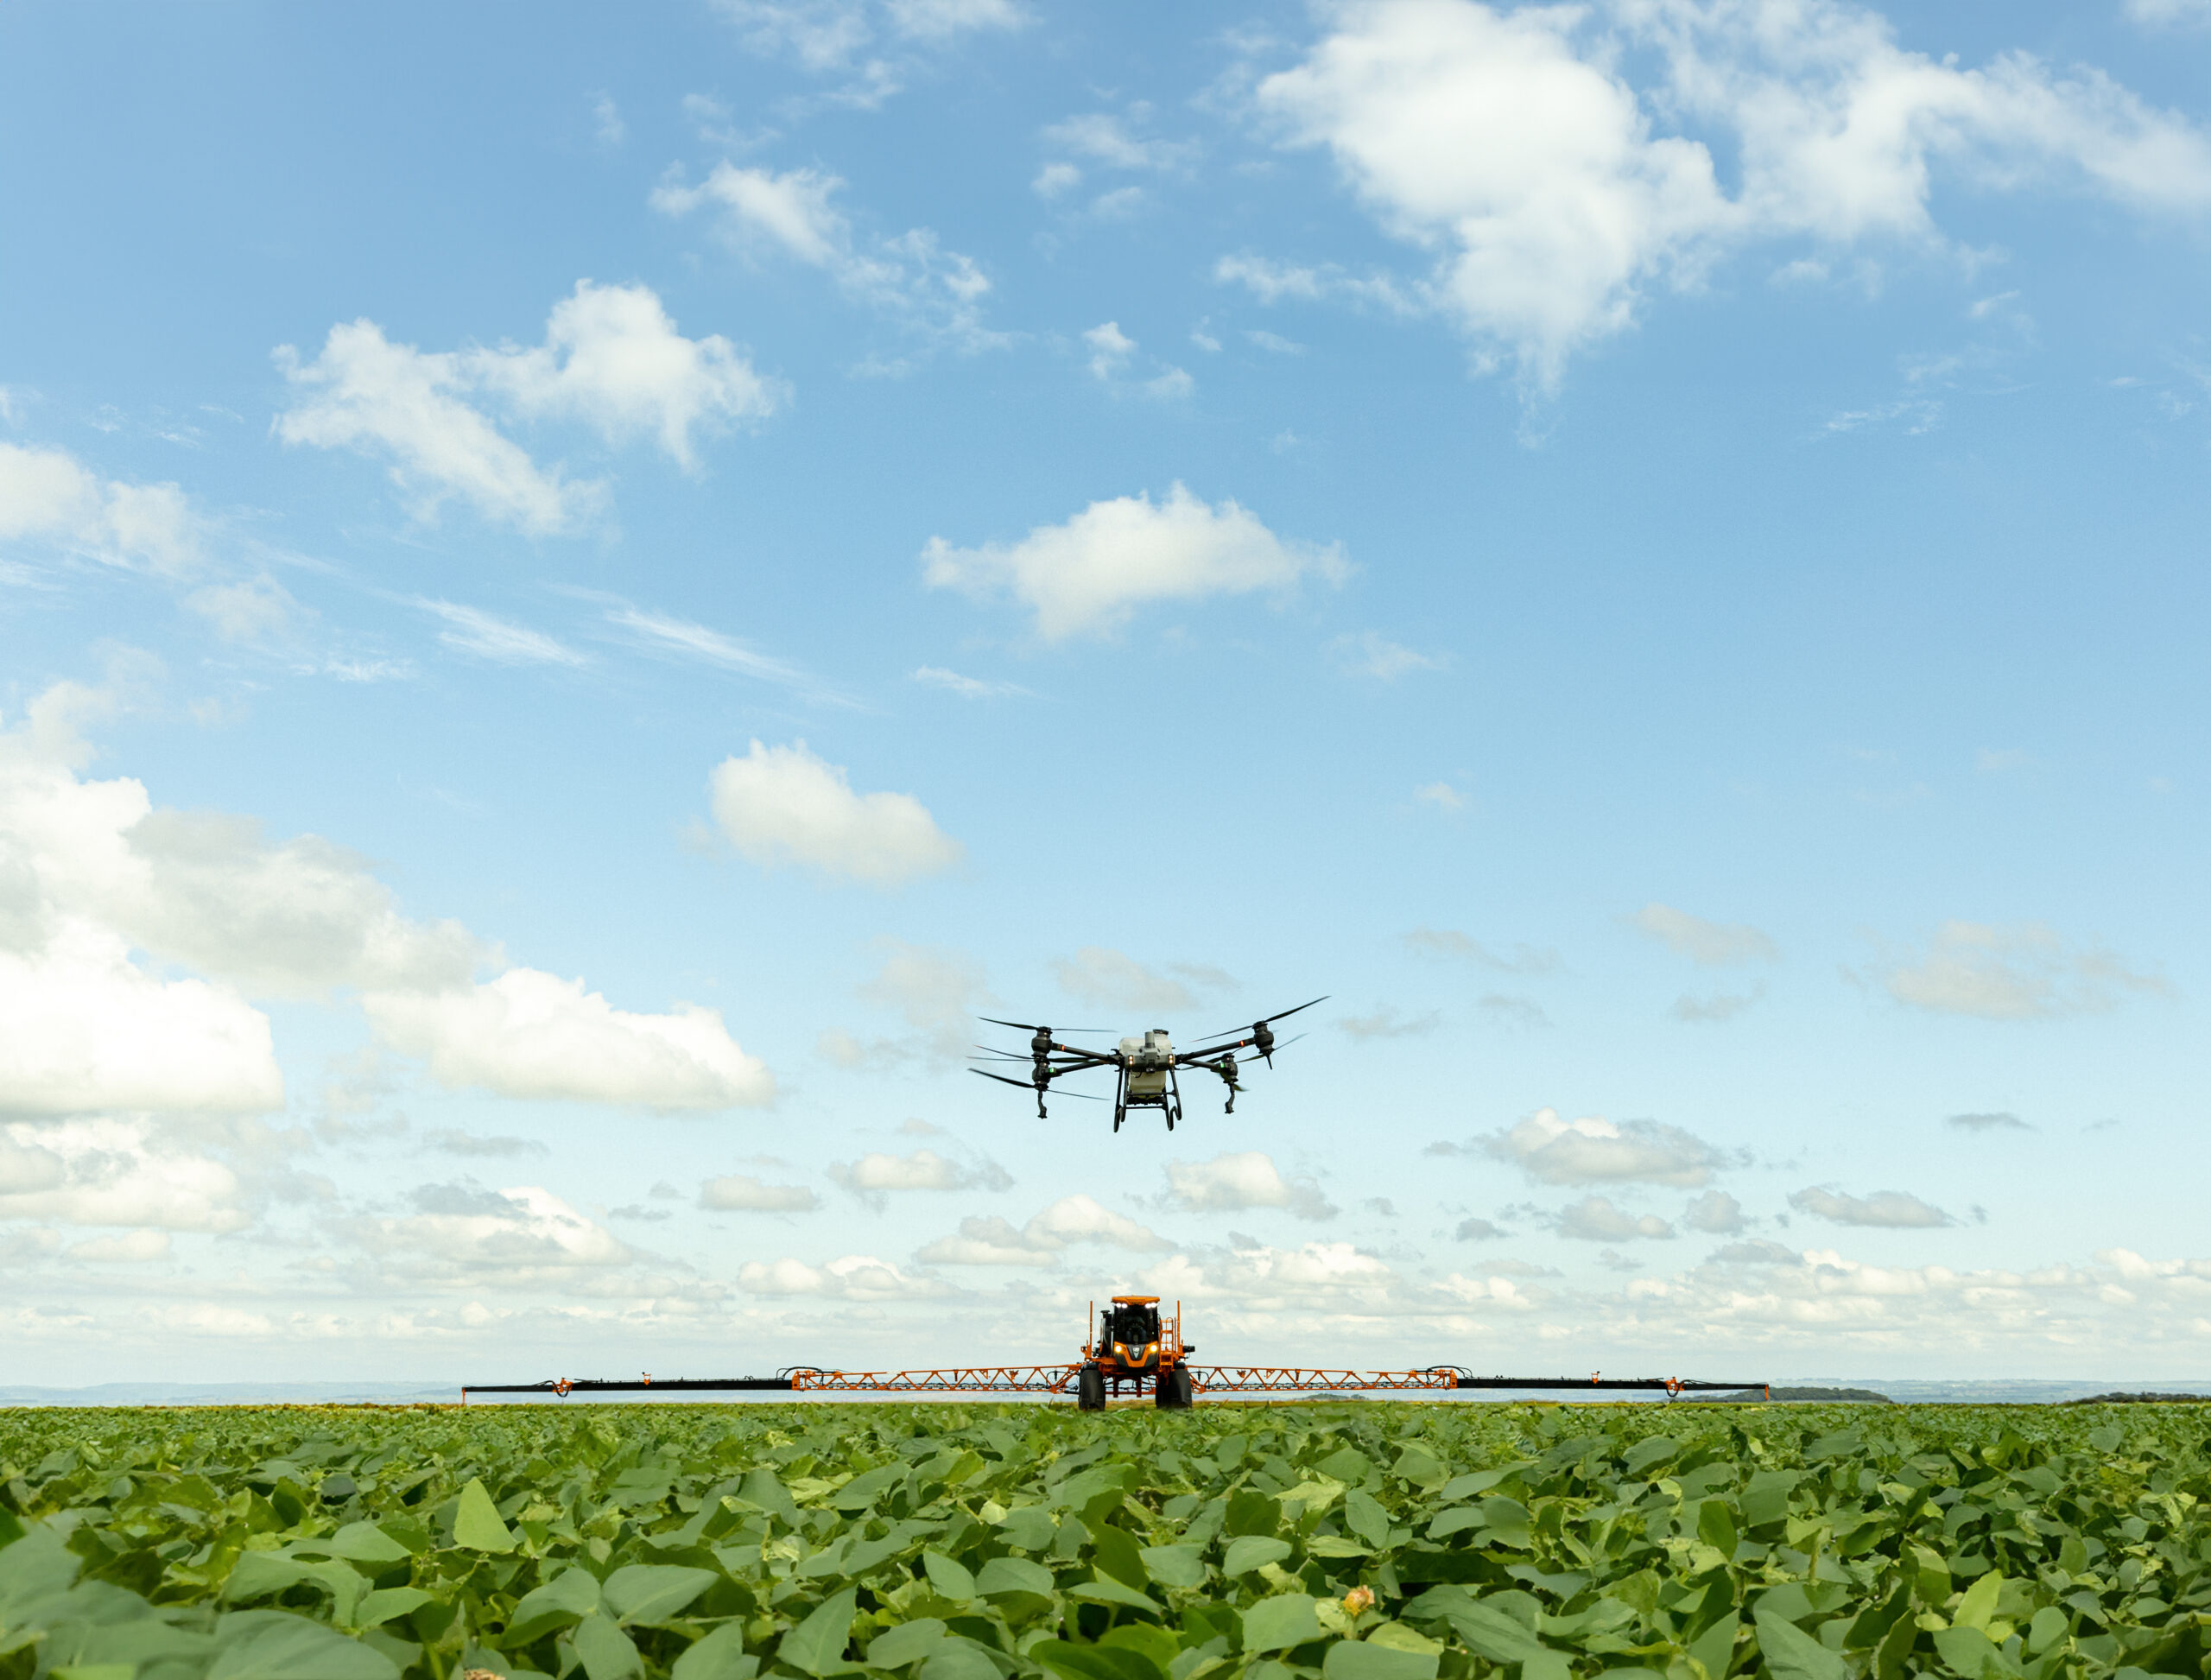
464 1292 1767 1410
970 997 1327 1130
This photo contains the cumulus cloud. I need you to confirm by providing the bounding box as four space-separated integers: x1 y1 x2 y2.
921 483 1346 642
707 739 962 885
916 1193 1172 1266
1251 0 2211 384
1631 903 1778 965
0 441 203 576
1556 1195 1676 1241
0 1119 251 1232
1052 947 1229 1013
1790 1185 1956 1227
1329 631 1446 679
1403 928 1560 973
700 1173 821 1212
852 939 990 1061
1340 1005 1440 1039
737 1252 948 1298
363 969 774 1111
1670 986 1764 1023
349 1183 635 1284
827 1148 1012 1211
1872 921 2171 1019
274 281 780 533
1482 1106 1726 1187
1682 1189 1747 1234
1163 1151 1338 1220
651 164 994 346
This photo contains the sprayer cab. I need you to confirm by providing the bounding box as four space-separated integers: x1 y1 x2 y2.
1077 1294 1194 1410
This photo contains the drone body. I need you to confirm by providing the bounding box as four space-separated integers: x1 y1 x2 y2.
971 998 1325 1131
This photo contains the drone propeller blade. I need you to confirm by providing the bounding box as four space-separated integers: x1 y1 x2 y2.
1188 996 1330 1048
979 1017 1112 1035
971 1069 1042 1091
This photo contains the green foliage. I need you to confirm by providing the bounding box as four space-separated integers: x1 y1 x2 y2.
2 1401 2208 1680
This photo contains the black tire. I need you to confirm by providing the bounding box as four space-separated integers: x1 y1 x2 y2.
1156 1365 1194 1410
1077 1364 1106 1411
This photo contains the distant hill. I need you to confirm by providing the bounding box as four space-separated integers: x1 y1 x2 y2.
2063 1392 2211 1405
1698 1385 1894 1404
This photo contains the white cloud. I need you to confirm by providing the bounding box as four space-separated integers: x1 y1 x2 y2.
1403 928 1560 973
1163 1151 1338 1220
1412 781 1465 811
0 441 202 576
0 920 282 1115
1948 1111 2030 1132
1873 920 2171 1019
607 605 817 693
363 968 775 1110
351 1183 635 1283
853 938 990 1060
738 1252 948 1298
713 0 1021 73
1339 1005 1440 1039
922 483 1346 642
911 665 1030 700
1052 947 1226 1013
827 1147 1011 1210
591 92 626 148
184 576 303 643
1683 1189 1747 1234
2125 0 2211 24
1043 109 1196 174
1330 631 1446 678
275 282 778 533
701 1173 822 1212
68 1229 172 1263
0 1119 251 1232
1671 986 1764 1023
707 739 962 885
651 164 994 346
1790 1185 1956 1227
1630 902 1777 964
1077 322 1194 399
470 280 783 468
1557 1195 1676 1241
1483 1106 1725 1187
1251 0 2211 383
917 1192 1172 1265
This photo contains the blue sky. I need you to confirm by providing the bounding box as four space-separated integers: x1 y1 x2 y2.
3 0 2208 1388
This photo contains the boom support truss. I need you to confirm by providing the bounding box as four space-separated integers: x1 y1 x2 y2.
462 1366 1766 1402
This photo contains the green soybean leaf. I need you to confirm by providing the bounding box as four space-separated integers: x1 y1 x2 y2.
1093 1523 1148 1588
1688 1610 1739 1680
603 1563 718 1626
1323 1642 1439 1680
1035 1638 1168 1680
974 1556 1055 1597
1442 1606 1547 1666
1344 1489 1392 1550
919 1641 1004 1680
1753 1609 1848 1680
1071 1575 1161 1614
509 1565 604 1644
206 1611 402 1680
1244 1594 1321 1653
1138 1544 1207 1588
780 1587 859 1677
451 1477 516 1554
869 1619 948 1669
352 1588 431 1631
673 1623 760 1680
1224 1536 1293 1576
923 1550 977 1600
572 1613 646 1680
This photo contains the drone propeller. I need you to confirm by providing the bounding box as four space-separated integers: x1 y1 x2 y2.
979 1018 1112 1035
968 1069 1106 1100
1187 996 1329 1049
